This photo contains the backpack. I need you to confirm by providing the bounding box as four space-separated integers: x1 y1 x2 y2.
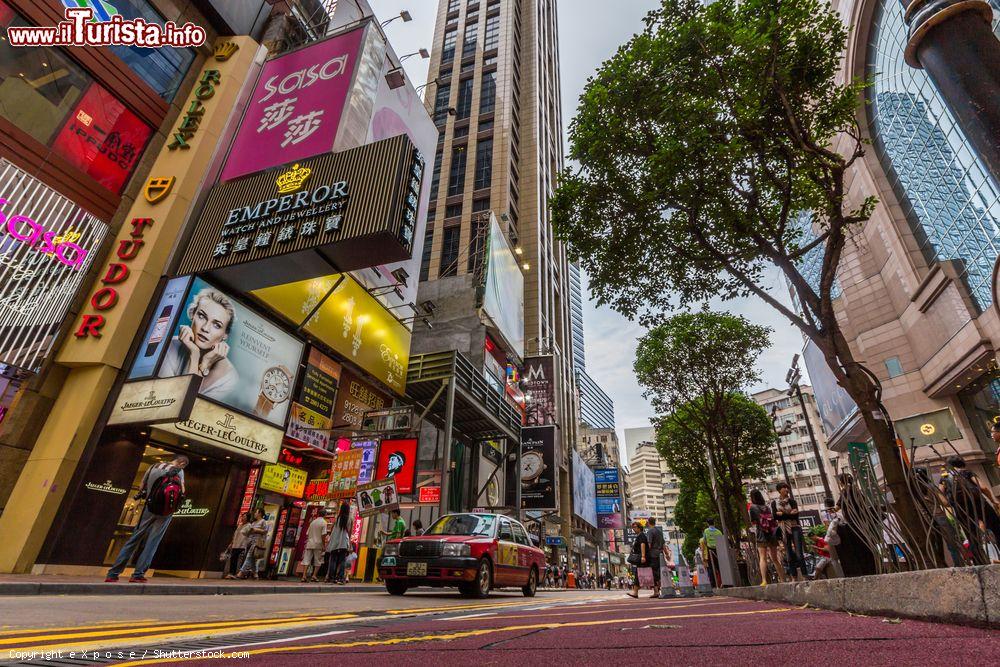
946 470 981 513
756 504 778 536
146 466 184 516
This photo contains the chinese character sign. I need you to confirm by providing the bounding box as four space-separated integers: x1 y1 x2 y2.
221 27 366 181
595 468 624 529
328 447 364 499
51 84 152 193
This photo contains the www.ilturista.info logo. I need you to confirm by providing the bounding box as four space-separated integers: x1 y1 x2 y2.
6 4 206 48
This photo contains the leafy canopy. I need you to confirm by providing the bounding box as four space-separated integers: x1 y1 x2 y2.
552 0 872 331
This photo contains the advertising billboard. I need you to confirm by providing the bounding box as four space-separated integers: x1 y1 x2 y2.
51 83 153 193
129 276 192 379
595 468 624 529
356 478 399 517
285 348 341 450
260 462 307 498
156 398 284 463
254 273 410 394
572 450 597 527
0 159 110 371
156 277 304 427
376 438 418 494
351 437 379 484
802 339 858 435
519 425 558 510
523 356 557 426
328 447 364 499
221 26 366 181
480 213 525 359
180 135 423 285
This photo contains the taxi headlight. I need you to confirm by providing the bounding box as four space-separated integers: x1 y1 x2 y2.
441 543 471 557
383 543 400 556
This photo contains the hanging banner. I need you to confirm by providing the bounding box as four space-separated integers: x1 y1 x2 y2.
523 356 557 426
572 450 597 527
329 447 364 499
519 425 558 510
355 478 398 517
595 468 624 530
260 462 307 498
375 437 418 494
352 437 379 485
129 276 192 379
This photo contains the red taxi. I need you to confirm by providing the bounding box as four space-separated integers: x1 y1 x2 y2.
379 513 545 598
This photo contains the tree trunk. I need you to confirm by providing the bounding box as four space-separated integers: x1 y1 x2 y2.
821 332 930 564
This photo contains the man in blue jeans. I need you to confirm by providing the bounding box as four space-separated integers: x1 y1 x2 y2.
105 455 188 583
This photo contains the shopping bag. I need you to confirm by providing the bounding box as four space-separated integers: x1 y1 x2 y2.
636 567 654 589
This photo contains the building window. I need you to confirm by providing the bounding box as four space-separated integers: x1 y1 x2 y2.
484 14 500 51
473 196 490 212
445 202 463 218
454 125 470 138
419 226 434 282
109 0 195 101
868 0 1000 310
439 226 461 277
433 83 451 124
474 138 493 190
448 0 460 12
480 70 497 114
447 145 467 196
462 21 479 58
430 149 443 200
442 28 458 62
478 119 494 133
884 356 904 378
456 77 474 119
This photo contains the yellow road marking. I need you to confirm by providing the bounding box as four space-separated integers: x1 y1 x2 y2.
0 614 356 650
452 598 742 620
0 620 164 637
113 606 793 666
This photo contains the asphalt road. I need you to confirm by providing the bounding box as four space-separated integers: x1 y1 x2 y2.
3 589 998 666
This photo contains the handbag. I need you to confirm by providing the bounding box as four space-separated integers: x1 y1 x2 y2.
219 548 231 563
627 552 643 567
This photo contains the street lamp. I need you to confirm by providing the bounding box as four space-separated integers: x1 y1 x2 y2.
380 10 412 27
399 48 430 62
786 354 833 499
770 405 795 490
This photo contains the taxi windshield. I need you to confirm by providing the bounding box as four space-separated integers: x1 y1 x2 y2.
425 514 496 537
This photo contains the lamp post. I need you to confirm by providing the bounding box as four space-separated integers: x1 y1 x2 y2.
770 406 794 490
380 10 412 28
787 355 833 499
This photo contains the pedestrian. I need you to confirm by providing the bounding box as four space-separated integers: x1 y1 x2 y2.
748 488 785 585
626 519 649 599
773 481 807 581
411 519 424 536
646 516 665 598
325 502 352 584
223 512 250 579
381 508 407 542
943 456 1000 564
702 519 724 587
835 473 877 577
237 507 269 579
105 455 188 583
300 509 330 582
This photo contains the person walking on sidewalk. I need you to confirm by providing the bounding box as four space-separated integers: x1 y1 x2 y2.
325 502 352 584
749 488 786 585
300 509 330 582
773 482 807 581
105 456 188 583
702 519 724 587
646 517 665 598
223 512 251 579
626 520 649 599
237 508 268 579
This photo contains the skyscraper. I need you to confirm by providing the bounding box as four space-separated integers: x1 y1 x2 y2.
569 262 616 430
422 0 577 534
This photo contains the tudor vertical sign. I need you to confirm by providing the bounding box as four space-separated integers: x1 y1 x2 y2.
177 135 423 291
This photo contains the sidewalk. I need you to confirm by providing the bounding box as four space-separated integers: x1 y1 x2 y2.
0 574 386 596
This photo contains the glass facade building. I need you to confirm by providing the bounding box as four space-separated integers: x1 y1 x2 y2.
867 0 1000 310
569 262 586 371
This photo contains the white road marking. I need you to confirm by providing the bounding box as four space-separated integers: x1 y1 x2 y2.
437 612 497 621
210 629 353 652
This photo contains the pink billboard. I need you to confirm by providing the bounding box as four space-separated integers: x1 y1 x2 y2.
220 27 366 181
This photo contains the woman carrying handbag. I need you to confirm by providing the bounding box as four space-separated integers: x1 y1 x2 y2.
626 520 649 599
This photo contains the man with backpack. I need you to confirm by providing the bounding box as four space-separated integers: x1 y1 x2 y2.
943 456 1000 566
105 455 188 583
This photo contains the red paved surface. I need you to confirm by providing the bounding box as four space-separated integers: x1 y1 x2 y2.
151 595 999 666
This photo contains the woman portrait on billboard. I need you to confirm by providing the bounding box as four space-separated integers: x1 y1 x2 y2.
159 287 239 400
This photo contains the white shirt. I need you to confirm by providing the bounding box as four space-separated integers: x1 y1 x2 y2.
305 516 328 550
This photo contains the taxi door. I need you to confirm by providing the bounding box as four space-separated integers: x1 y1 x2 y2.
511 522 535 586
495 518 520 586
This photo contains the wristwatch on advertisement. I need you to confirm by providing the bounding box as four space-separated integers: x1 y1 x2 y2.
521 451 546 486
255 365 292 417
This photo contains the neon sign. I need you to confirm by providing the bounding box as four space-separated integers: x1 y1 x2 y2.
1 199 90 269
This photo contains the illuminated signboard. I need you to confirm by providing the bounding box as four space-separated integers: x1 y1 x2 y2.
253 274 410 394
260 462 308 498
375 438 417 494
0 159 109 371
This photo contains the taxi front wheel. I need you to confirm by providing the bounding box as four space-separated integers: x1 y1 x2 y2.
522 567 537 597
385 580 408 596
460 559 492 598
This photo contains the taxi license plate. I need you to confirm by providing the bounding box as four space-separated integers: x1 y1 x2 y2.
407 562 428 576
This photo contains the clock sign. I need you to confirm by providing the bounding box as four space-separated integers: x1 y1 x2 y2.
376 437 418 494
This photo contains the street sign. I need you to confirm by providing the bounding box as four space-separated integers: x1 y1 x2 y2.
545 536 565 547
418 486 441 503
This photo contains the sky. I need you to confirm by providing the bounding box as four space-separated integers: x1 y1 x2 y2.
372 0 808 456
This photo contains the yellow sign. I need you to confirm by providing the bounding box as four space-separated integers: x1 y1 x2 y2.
253 274 410 394
143 176 175 204
214 40 240 62
275 163 312 194
260 463 308 498
920 423 935 435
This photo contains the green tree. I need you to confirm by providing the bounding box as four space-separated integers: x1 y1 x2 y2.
673 483 714 564
552 0 927 549
654 393 774 540
634 311 774 543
